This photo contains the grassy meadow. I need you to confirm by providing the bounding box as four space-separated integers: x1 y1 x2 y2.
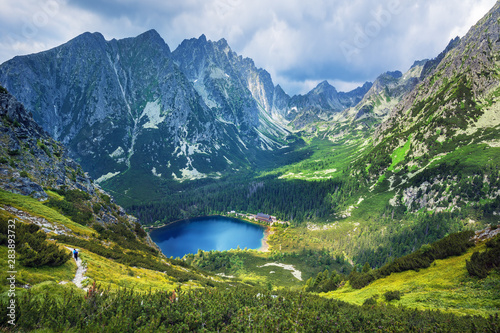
325 245 500 317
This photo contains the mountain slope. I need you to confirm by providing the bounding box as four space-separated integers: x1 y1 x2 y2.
0 84 148 236
0 84 233 293
355 2 500 216
172 35 374 134
286 80 371 130
327 229 500 318
172 35 290 147
1 85 95 201
347 68 422 123
0 30 380 204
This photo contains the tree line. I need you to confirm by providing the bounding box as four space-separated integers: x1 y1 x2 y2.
128 175 363 226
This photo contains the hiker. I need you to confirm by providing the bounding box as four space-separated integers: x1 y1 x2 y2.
73 248 79 261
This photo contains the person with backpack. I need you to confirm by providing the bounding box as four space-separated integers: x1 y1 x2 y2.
73 248 79 261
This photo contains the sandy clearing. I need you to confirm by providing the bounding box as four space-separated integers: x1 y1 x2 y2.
258 263 302 281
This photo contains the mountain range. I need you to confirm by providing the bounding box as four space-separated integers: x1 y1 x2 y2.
1 1 500 330
0 0 499 239
0 29 377 190
0 84 498 330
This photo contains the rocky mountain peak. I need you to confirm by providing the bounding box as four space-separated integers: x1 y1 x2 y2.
340 63 424 130
110 29 171 55
198 34 207 42
383 71 402 79
410 59 428 69
419 36 460 80
369 71 403 92
134 29 170 51
360 81 373 90
139 28 162 39
66 31 107 51
172 33 290 144
215 37 230 50
312 80 337 95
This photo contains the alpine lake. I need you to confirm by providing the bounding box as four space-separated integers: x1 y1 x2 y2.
149 216 267 258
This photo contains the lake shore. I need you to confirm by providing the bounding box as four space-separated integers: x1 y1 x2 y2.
259 226 273 252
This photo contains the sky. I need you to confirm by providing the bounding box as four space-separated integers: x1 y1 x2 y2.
0 0 497 95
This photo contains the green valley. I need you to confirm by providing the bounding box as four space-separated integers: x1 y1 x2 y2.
1 1 500 331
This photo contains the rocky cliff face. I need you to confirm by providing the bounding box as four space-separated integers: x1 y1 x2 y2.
344 66 425 125
286 81 372 130
171 35 290 149
0 86 143 228
0 86 90 199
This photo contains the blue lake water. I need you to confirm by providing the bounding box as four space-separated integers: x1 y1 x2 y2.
149 216 266 258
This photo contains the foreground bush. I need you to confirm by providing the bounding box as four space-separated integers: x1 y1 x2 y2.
384 290 401 302
304 269 343 293
0 217 70 267
0 286 498 332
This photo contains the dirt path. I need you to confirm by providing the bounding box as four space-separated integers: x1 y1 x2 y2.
65 247 88 289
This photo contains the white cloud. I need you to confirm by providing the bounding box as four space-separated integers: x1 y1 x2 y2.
0 0 497 95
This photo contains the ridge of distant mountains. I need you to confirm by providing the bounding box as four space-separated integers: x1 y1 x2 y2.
0 12 493 206
0 29 414 189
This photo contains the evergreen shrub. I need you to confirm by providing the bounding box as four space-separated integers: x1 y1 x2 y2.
384 290 401 302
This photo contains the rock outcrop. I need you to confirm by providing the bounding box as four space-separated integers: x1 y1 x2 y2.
0 86 142 230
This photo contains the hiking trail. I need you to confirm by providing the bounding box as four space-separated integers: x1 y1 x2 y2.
63 247 88 290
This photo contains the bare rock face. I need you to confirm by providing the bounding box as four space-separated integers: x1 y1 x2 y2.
472 226 500 243
0 89 84 199
347 66 426 126
0 85 159 261
284 80 372 130
0 31 240 185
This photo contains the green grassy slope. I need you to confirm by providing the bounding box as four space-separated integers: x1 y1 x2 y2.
0 190 230 296
325 243 500 317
